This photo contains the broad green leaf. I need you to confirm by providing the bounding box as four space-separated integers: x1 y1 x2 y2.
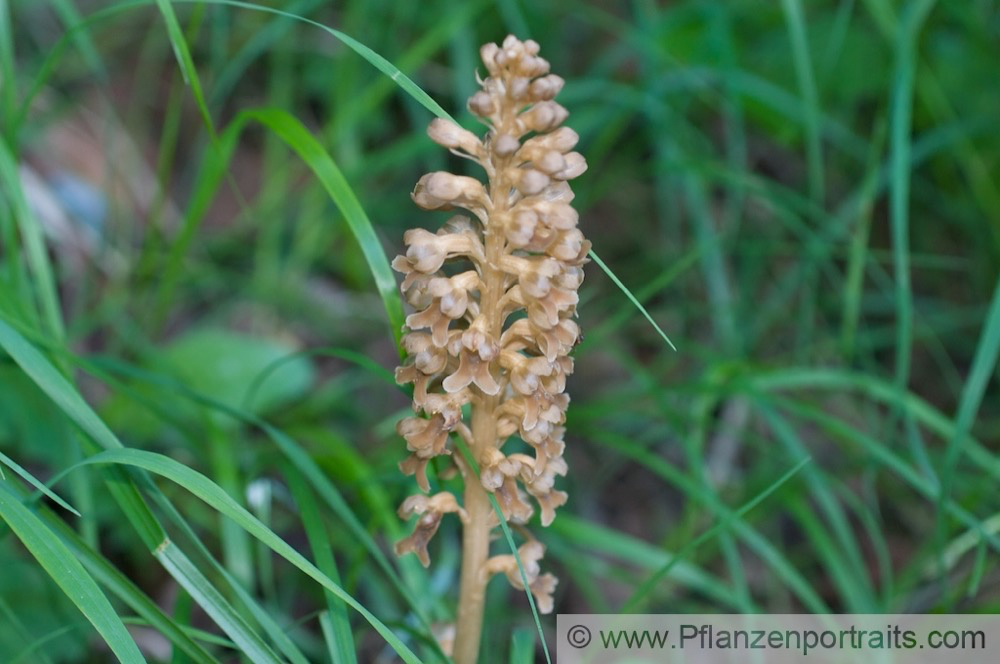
156 326 314 423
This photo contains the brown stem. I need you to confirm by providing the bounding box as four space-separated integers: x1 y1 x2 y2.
453 134 512 664
452 451 493 663
453 382 502 663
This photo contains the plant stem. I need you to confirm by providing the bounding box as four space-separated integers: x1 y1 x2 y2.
453 141 510 663
453 457 492 664
454 387 501 662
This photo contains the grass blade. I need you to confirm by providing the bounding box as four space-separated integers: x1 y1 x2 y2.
0 0 16 129
587 429 828 612
3 482 221 664
780 0 824 205
747 368 1000 482
0 316 122 450
755 403 876 611
0 483 146 663
0 319 308 661
72 448 423 664
935 274 1000 582
0 450 80 516
156 542 284 663
74 351 444 657
550 515 745 610
153 0 216 135
887 0 935 406
238 108 405 348
588 250 677 351
0 144 65 340
159 108 404 349
283 463 358 664
623 457 811 611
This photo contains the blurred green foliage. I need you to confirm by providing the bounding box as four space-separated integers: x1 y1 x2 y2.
1 0 999 661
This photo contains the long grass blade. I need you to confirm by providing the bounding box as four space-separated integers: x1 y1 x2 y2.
69 350 442 656
935 274 1000 580
153 0 216 135
780 0 824 205
73 448 423 664
587 429 828 612
748 368 1000 482
283 463 358 664
623 457 811 611
0 316 121 450
0 450 80 516
0 483 146 663
0 144 65 340
2 482 221 664
588 250 677 351
159 108 404 348
887 0 935 410
0 319 309 661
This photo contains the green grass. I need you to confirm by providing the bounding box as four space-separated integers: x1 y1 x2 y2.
1 0 999 662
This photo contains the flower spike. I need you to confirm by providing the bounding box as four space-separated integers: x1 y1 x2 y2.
392 35 587 663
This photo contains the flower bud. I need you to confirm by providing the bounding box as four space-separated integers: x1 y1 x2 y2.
518 101 568 133
509 76 530 100
505 209 538 246
533 150 566 175
514 168 550 195
529 74 565 100
517 56 550 78
468 90 496 117
402 228 448 273
480 42 501 76
552 152 587 180
427 118 482 156
493 133 520 156
412 171 487 211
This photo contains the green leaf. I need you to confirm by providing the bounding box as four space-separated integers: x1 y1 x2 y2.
71 448 423 664
0 143 64 340
0 317 122 451
156 543 284 663
284 464 358 664
588 250 677 351
2 481 220 664
509 628 535 664
161 107 405 350
156 326 314 422
0 450 80 516
0 483 146 663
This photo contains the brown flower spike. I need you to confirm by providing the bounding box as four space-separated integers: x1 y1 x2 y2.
393 36 588 663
